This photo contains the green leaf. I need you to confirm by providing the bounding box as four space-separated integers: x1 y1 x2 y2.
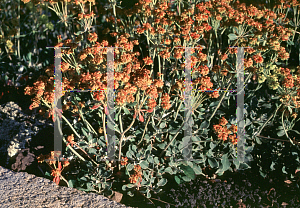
255 136 262 144
200 108 205 112
228 33 238 41
157 143 166 149
140 160 149 169
277 130 286 137
191 136 200 142
154 157 160 165
127 191 134 197
245 118 251 126
245 145 254 154
233 27 239 34
287 39 294 45
200 120 210 129
192 163 202 175
45 171 51 177
164 167 173 174
87 134 93 143
79 176 88 181
127 101 137 107
208 157 218 168
160 121 167 129
179 164 196 180
146 189 151 198
127 163 134 171
210 141 217 149
215 168 224 176
259 170 267 178
233 157 240 169
209 101 219 107
147 156 154 163
27 52 32 62
291 129 300 135
88 148 97 155
174 175 182 184
122 185 127 191
238 162 251 170
221 154 230 171
97 138 105 146
169 129 178 135
81 127 89 138
262 103 272 108
115 110 121 121
132 145 137 153
198 113 204 119
157 178 167 186
68 180 76 188
127 184 135 188
86 182 93 191
282 166 288 174
270 161 276 171
182 175 191 182
123 107 130 115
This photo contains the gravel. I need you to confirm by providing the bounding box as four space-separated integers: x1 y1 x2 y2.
0 166 132 208
155 169 300 208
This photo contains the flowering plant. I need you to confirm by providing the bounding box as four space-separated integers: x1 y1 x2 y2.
37 151 70 186
21 0 300 201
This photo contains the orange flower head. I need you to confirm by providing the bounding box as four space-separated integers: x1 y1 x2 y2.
219 117 228 126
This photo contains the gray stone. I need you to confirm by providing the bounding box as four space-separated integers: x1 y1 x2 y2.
0 166 133 207
0 101 54 167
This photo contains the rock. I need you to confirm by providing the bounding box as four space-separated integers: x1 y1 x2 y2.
108 191 123 203
0 101 53 168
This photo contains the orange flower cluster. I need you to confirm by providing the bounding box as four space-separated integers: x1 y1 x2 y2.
143 56 153 65
158 48 171 59
78 12 95 20
66 134 76 147
252 53 264 64
23 0 300 148
194 65 210 76
51 168 62 178
120 157 128 166
206 89 220 99
198 76 214 89
213 117 238 145
88 32 98 43
283 74 294 89
129 165 142 184
161 93 171 110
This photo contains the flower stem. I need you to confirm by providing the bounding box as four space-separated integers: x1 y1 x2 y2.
207 76 234 123
137 116 151 147
282 109 295 146
253 103 283 139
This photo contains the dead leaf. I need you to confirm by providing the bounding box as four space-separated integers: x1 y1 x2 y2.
284 180 292 184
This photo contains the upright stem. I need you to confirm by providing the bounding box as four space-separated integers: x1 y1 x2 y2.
208 76 234 123
118 117 136 170
112 0 119 42
158 55 161 81
17 0 20 60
